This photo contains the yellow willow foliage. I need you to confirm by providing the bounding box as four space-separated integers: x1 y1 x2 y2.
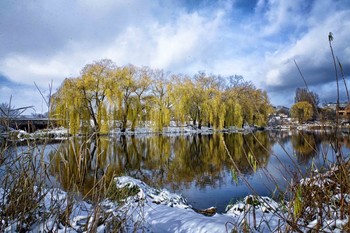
291 101 314 123
52 60 115 134
69 106 78 135
217 102 226 129
226 134 243 161
127 97 142 131
223 98 235 127
150 106 170 132
233 102 243 127
129 108 137 130
50 100 66 127
97 103 109 134
96 138 110 167
209 94 226 129
170 78 193 125
51 60 273 134
223 95 243 128
50 78 86 134
108 65 143 132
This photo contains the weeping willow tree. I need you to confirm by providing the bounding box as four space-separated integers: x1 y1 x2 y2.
169 75 194 126
223 76 272 128
130 66 152 130
223 94 243 128
50 78 83 134
173 72 225 129
149 69 172 131
106 65 152 132
107 65 137 132
290 101 314 123
77 59 114 134
51 59 115 134
205 87 226 129
51 60 273 134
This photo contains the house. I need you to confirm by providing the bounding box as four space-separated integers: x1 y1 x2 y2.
324 102 350 117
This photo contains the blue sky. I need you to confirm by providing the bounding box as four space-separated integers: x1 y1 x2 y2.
1 0 350 114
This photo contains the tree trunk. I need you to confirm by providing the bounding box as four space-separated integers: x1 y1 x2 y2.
121 116 127 133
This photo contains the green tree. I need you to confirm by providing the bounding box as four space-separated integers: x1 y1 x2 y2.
107 65 138 132
77 59 114 134
294 87 319 119
51 59 114 134
187 72 221 129
149 69 172 131
51 78 83 134
291 101 314 123
168 74 191 126
223 76 272 128
131 66 152 130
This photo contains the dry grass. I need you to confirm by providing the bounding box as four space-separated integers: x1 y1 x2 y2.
0 137 138 232
286 158 350 232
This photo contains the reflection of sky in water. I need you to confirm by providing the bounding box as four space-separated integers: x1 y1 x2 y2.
180 133 350 213
4 131 350 214
0 142 61 188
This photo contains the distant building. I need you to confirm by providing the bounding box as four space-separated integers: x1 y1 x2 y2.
324 102 350 117
274 106 290 116
324 102 347 110
269 106 292 127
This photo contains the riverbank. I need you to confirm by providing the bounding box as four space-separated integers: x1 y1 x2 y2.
0 176 284 232
0 126 350 232
1 124 263 141
1 166 349 232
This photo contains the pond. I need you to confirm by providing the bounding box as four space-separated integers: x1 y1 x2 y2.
2 130 350 213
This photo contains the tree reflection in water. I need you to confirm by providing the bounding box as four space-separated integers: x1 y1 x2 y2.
48 131 350 210
291 132 320 164
49 132 271 195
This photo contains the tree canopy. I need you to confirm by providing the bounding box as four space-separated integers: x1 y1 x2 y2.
291 101 314 123
50 59 273 134
294 88 319 119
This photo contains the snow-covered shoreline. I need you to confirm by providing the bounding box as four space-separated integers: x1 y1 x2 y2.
0 176 286 232
1 170 349 232
2 125 264 141
1 126 349 232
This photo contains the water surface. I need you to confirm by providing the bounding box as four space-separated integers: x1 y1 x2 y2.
47 130 350 213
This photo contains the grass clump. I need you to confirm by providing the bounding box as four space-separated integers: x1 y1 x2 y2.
106 183 140 202
286 159 350 232
0 140 51 232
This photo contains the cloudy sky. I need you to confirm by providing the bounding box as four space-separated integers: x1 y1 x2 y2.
1 0 350 114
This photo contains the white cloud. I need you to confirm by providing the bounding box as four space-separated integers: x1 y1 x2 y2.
1 0 350 109
262 0 305 35
263 3 350 90
0 55 75 87
150 11 224 70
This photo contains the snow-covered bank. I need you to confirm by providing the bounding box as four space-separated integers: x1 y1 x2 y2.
296 163 350 232
1 172 349 232
0 176 286 232
114 176 282 232
109 125 262 136
2 127 69 141
1 124 262 141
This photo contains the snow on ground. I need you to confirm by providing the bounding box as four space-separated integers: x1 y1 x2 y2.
3 125 247 141
0 176 287 233
109 126 216 136
1 174 349 232
296 165 350 232
5 127 70 140
109 125 249 136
